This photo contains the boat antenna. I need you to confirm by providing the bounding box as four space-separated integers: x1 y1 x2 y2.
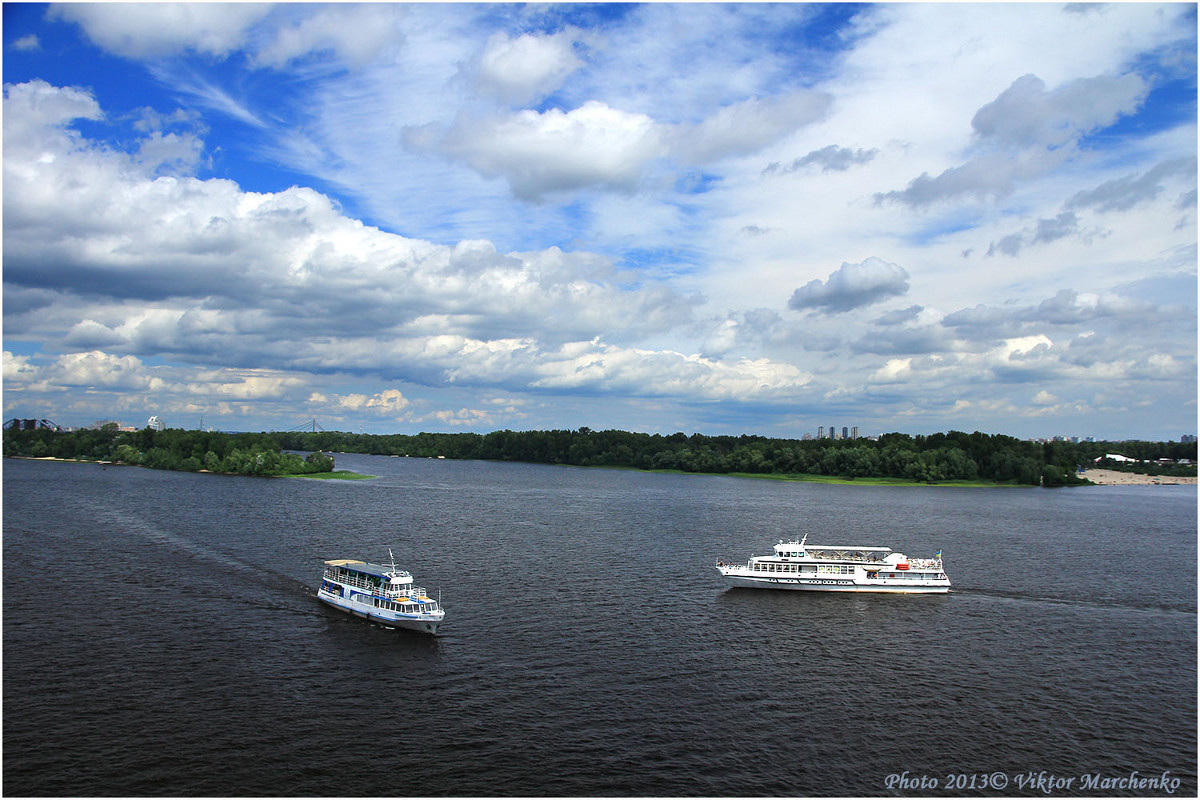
800 533 808 547
387 547 398 571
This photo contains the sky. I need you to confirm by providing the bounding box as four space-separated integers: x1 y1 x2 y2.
2 2 1196 440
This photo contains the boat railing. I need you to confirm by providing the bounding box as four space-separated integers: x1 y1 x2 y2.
324 569 412 596
906 558 943 570
802 551 891 563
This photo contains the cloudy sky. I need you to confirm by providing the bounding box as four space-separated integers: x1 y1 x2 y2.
3 3 1196 440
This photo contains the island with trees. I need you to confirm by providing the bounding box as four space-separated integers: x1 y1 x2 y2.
3 424 335 477
6 422 1194 486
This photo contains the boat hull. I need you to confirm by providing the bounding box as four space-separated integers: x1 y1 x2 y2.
720 569 949 594
318 590 444 634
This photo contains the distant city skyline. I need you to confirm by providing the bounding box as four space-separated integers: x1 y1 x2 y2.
3 3 1195 441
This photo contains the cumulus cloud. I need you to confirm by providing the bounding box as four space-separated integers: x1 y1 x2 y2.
49 3 272 59
5 3 1195 438
333 388 410 414
405 101 666 201
473 30 583 106
788 258 911 314
2 79 102 148
3 82 698 349
4 80 818 414
877 72 1148 207
527 340 812 400
406 88 828 200
3 350 159 393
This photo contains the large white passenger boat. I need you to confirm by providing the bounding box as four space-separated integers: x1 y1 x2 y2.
317 552 445 634
716 534 950 593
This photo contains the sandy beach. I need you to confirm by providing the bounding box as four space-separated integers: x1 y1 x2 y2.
1080 468 1197 486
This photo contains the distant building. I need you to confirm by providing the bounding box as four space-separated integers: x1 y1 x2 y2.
817 426 824 439
851 426 859 439
88 419 135 431
1183 435 1197 444
147 416 165 431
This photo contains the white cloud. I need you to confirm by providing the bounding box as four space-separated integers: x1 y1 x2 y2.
186 372 306 400
973 73 1146 149
876 72 1148 208
408 101 666 201
3 3 1194 439
1032 390 1059 405
253 4 405 69
3 80 818 418
675 89 831 164
49 3 272 59
473 30 583 106
2 79 102 150
333 388 410 414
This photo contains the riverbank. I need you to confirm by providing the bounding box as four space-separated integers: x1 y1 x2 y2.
5 455 370 480
1079 468 1197 485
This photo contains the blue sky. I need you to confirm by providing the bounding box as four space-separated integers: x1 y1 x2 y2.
3 2 1196 440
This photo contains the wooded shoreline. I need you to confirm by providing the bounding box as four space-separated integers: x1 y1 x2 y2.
5 425 1195 487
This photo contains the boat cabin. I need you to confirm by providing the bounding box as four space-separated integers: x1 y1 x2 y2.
323 559 415 598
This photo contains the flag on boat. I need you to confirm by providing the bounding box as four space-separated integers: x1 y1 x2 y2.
935 550 942 559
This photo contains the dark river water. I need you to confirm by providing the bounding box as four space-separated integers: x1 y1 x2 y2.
3 454 1196 796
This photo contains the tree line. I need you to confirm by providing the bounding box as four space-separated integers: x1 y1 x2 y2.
6 424 1193 485
2 424 334 476
273 427 1197 486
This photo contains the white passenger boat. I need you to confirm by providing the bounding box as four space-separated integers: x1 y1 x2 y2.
716 534 950 593
317 552 445 633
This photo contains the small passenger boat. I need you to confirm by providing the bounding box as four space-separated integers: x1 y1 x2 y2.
317 551 445 633
716 533 950 593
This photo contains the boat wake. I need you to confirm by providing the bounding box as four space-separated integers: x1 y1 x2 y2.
92 507 313 607
954 587 1195 616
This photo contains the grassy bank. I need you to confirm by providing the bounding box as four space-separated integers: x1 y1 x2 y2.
286 470 374 480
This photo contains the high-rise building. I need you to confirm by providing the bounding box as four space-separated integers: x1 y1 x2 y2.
851 426 859 439
817 426 825 439
842 426 849 439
